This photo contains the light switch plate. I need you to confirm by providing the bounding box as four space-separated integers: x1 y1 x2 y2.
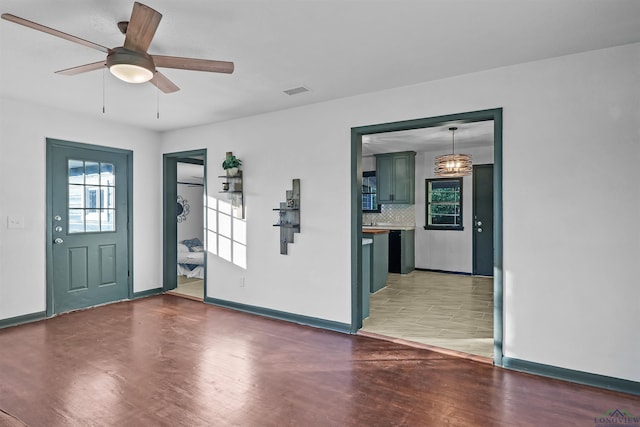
7 216 24 229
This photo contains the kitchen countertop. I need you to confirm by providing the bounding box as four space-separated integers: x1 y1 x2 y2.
362 228 390 234
363 225 416 231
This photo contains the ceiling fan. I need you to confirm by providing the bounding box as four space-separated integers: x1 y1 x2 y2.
1 2 234 93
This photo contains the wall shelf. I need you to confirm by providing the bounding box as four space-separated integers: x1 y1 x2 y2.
274 179 300 255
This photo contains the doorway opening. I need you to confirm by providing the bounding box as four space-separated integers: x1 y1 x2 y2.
163 150 207 301
350 108 503 364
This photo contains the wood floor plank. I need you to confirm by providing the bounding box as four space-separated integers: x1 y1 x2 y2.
0 295 638 426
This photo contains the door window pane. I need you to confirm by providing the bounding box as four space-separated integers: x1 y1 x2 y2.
68 159 116 233
85 210 100 232
85 162 100 185
85 187 100 211
68 185 84 208
69 209 85 233
68 160 84 185
101 210 115 231
100 163 115 186
104 187 115 210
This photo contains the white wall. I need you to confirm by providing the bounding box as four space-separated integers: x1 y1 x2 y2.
177 162 204 244
177 183 204 243
414 146 494 273
362 155 376 171
162 111 355 322
161 42 640 382
0 98 162 319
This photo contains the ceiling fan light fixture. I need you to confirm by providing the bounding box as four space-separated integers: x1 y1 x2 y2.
107 47 155 83
434 127 473 177
3 3 235 94
109 63 153 83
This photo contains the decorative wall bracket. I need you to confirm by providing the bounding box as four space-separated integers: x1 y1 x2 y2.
273 179 300 255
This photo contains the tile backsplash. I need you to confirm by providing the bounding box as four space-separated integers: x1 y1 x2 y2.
363 204 415 226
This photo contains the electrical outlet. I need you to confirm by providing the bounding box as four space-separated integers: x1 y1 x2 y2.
7 216 24 229
239 276 245 287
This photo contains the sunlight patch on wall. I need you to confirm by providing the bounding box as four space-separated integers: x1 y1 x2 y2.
206 196 247 269
206 204 218 256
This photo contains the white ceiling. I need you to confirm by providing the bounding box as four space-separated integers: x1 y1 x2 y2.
362 121 494 156
177 161 204 184
1 0 640 132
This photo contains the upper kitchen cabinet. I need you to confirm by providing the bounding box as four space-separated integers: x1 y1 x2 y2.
376 151 416 204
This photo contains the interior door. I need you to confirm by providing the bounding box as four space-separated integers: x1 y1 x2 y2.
48 141 130 314
472 164 494 276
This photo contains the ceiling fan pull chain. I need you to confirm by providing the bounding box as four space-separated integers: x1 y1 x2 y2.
102 67 106 114
156 75 160 119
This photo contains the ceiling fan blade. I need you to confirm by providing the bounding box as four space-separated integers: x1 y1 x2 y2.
1 13 110 53
55 61 106 76
152 55 234 74
123 2 162 53
150 71 180 93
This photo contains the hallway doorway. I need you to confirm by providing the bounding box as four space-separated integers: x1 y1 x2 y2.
163 149 207 300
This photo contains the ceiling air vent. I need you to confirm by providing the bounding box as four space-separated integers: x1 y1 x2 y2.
283 86 310 96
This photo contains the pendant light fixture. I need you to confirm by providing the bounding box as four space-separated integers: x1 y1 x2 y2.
434 127 472 177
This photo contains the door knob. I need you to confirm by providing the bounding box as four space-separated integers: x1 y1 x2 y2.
477 228 483 233
54 215 62 221
55 226 63 232
54 238 64 244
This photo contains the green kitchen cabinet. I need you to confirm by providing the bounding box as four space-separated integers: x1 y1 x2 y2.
401 229 415 274
389 229 415 274
361 239 372 319
376 151 416 204
363 231 389 293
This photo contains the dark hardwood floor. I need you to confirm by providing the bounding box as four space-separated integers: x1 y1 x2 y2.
0 295 638 426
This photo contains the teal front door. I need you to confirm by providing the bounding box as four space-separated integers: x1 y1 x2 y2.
48 140 131 314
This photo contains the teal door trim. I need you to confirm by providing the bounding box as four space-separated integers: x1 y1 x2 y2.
350 108 504 366
162 149 207 294
45 138 134 317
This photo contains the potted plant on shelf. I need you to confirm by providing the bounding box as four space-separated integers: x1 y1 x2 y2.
222 151 242 177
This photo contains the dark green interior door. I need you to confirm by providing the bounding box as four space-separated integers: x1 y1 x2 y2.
49 142 130 314
162 155 178 292
473 164 494 276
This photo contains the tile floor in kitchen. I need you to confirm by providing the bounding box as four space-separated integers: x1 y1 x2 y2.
361 270 494 359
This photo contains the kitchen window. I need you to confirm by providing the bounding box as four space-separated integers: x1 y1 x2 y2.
362 171 381 213
425 177 463 230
